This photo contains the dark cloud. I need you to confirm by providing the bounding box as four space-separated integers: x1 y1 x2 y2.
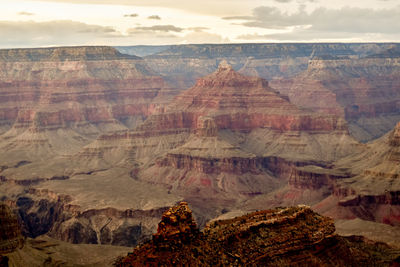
124 13 138 17
226 5 400 34
18 11 35 16
0 20 122 48
147 15 161 20
130 25 183 33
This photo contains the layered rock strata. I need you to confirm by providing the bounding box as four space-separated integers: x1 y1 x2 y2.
285 52 400 141
120 202 400 266
134 62 356 202
0 46 177 165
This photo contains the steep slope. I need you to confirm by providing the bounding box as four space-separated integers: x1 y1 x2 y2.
321 122 400 225
120 202 400 266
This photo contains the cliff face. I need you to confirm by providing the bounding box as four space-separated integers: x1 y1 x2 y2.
286 54 400 142
137 61 346 134
120 202 400 266
0 46 177 165
0 202 24 256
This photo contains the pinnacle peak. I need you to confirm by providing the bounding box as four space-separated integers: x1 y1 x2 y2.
218 60 233 71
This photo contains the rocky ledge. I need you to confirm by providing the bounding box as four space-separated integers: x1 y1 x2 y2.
119 202 400 266
0 202 24 266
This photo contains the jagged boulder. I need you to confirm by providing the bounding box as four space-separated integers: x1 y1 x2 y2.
153 201 199 246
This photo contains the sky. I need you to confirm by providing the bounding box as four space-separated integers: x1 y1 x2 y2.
1 0 400 48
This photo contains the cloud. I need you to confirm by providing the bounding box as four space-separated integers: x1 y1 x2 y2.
0 20 123 48
18 11 35 16
274 0 292 3
187 27 210 32
129 25 183 33
23 0 255 17
226 5 400 36
148 15 161 20
181 31 229 44
124 13 138 17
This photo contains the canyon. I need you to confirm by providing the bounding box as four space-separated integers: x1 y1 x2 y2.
0 43 400 265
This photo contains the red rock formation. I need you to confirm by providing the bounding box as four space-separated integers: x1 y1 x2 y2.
152 202 199 246
128 62 355 203
0 46 178 137
154 60 346 133
289 166 350 190
119 203 400 266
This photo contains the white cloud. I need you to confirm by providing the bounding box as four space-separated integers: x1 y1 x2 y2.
227 5 400 41
0 20 122 48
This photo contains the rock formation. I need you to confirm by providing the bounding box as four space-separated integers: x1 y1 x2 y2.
256 121 400 227
136 43 400 89
119 202 400 266
133 62 358 203
0 46 178 166
125 43 400 142
324 121 400 225
0 202 24 265
283 51 400 141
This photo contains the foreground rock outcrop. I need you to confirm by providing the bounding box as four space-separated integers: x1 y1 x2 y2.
119 202 400 266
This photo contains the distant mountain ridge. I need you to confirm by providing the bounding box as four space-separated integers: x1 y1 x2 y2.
0 46 139 62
